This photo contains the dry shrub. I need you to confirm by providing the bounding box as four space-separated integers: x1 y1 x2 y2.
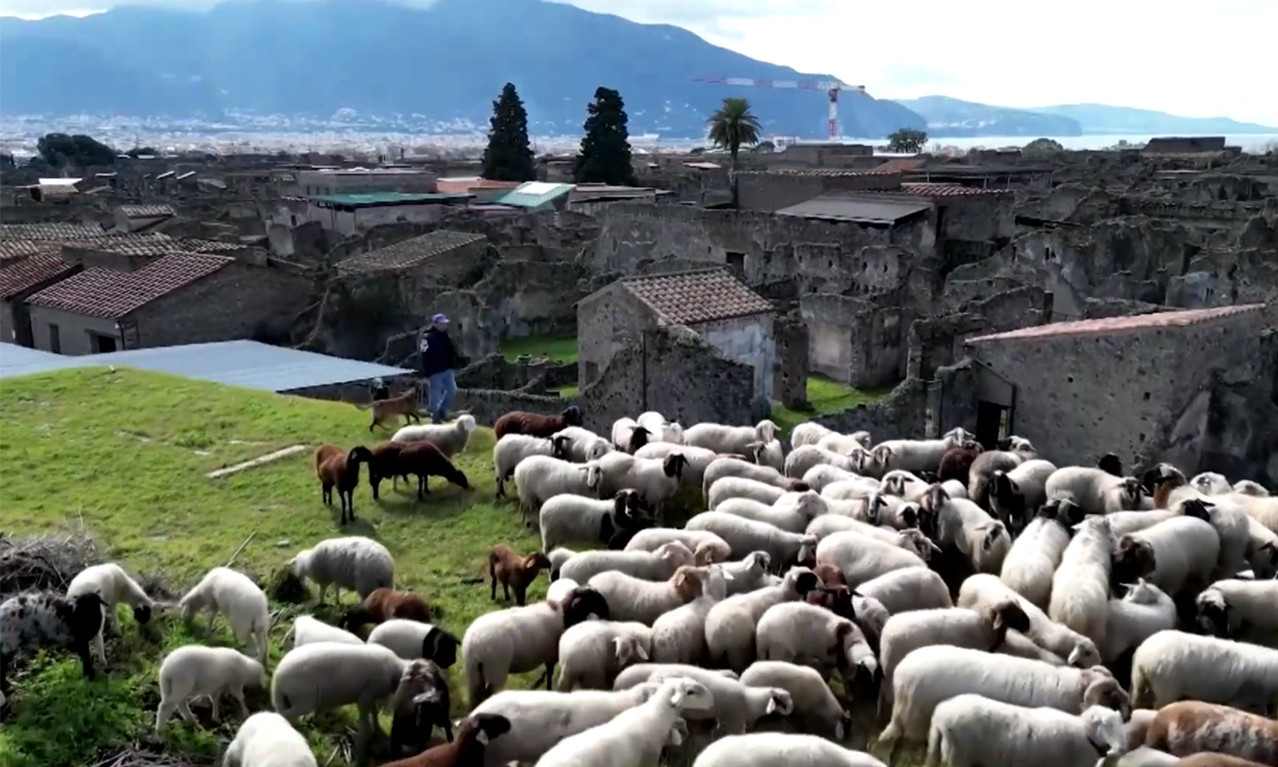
0 532 102 600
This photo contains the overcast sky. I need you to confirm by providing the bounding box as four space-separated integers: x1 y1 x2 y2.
2 0 1275 126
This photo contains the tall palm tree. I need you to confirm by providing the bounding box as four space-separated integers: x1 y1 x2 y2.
707 97 762 205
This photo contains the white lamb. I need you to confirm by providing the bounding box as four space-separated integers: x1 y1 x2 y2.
715 491 828 533
694 733 886 767
555 620 653 691
815 529 930 588
785 445 859 479
854 566 953 613
1100 578 1178 664
624 528 733 564
613 663 794 735
684 420 780 456
493 434 557 498
685 512 818 570
924 694 1128 767
1195 578 1278 646
66 562 156 665
587 566 704 625
920 484 1011 574
550 425 614 463
288 536 394 604
636 411 685 444
282 615 363 649
271 641 427 735
155 644 268 731
556 541 695 584
739 660 851 740
178 567 270 662
1049 515 1116 647
701 456 794 500
958 573 1103 668
1111 515 1221 598
790 421 836 449
650 566 731 664
704 566 821 672
999 499 1079 610
391 414 476 456
708 475 797 509
755 601 878 687
1130 629 1278 712
223 711 317 767
514 456 604 525
1044 466 1146 516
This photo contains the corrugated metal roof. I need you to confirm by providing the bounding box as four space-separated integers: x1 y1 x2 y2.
619 268 773 325
966 304 1265 344
776 194 932 226
310 192 466 208
489 182 575 209
0 340 411 391
336 230 487 275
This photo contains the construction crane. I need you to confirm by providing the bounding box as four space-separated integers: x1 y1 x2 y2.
693 77 867 141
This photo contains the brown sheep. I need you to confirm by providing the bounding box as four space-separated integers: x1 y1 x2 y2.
813 563 848 587
938 440 984 485
369 441 412 500
370 441 470 501
359 381 422 432
338 588 432 632
378 712 512 767
493 405 583 440
487 545 552 606
1170 756 1270 767
314 444 374 525
806 584 855 620
1145 701 1278 765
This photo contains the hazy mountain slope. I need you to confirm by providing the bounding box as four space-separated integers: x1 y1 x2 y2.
894 95 1083 137
1031 103 1275 135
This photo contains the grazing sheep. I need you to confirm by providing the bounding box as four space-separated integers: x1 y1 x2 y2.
1111 515 1222 598
715 491 828 533
637 411 686 445
377 713 511 767
756 601 878 689
492 434 560 498
815 530 931 589
989 458 1059 534
1046 466 1147 516
289 536 394 604
178 567 270 662
588 566 705 625
493 405 583 440
1101 578 1179 665
702 456 801 500
282 615 363 649
959 573 1103 668
388 657 451 755
273 642 420 734
392 440 471 500
392 414 477 457
877 645 1131 759
999 498 1084 610
538 490 650 553
1130 630 1278 713
154 645 267 731
1196 578 1278 646
739 660 851 740
854 566 953 613
685 511 818 570
488 545 551 606
708 475 796 508
461 586 609 705
367 620 459 667
785 444 859 479
555 620 653 691
636 442 725 493
314 444 375 524
694 733 886 767
650 567 730 664
685 420 780 456
613 663 794 735
558 541 696 584
513 456 603 525
1049 515 1117 647
596 452 688 517
339 588 433 632
938 440 985 485
66 562 155 666
791 422 837 449
0 591 104 694
1143 700 1278 765
624 528 732 564
704 566 820 671
919 483 1012 574
222 711 317 767
550 426 613 463
925 694 1128 767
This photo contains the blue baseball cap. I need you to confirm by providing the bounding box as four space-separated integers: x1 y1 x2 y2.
432 313 449 324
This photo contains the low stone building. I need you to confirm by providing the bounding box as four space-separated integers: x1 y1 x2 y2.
577 267 777 401
0 254 82 346
965 303 1277 482
307 192 472 235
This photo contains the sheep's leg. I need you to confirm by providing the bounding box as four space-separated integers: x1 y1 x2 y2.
489 568 497 601
75 642 96 680
503 581 512 603
177 698 199 724
513 584 525 606
209 693 221 723
543 662 554 690
494 476 505 498
93 631 107 667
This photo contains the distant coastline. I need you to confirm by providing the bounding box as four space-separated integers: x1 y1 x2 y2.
915 133 1278 152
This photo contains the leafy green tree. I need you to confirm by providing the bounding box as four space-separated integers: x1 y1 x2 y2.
36 133 116 168
574 87 637 186
707 97 762 171
481 83 536 182
887 128 928 153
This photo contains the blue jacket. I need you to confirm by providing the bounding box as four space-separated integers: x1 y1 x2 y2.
419 327 459 376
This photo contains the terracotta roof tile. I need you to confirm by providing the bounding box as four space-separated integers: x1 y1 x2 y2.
738 169 870 178
621 268 773 325
0 254 80 300
894 182 1012 198
867 158 928 175
177 238 248 254
0 239 62 264
336 230 487 275
118 203 177 218
69 232 178 256
27 252 234 319
0 223 105 241
966 304 1265 344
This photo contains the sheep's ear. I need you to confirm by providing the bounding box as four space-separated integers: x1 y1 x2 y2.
668 688 683 707
1067 645 1085 666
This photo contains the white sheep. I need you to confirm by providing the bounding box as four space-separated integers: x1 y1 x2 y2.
802 463 867 493
271 642 423 735
1100 578 1178 664
288 536 394 605
707 475 796 508
790 422 837 449
636 441 721 493
636 411 685 445
693 733 886 767
1049 515 1117 647
1234 479 1272 497
988 458 1059 533
925 694 1128 767
876 645 1131 758
514 456 604 525
391 414 476 456
702 456 795 500
178 567 270 662
650 566 731 664
1190 471 1234 495
879 469 932 502
999 499 1079 610
596 451 686 516
223 711 317 767
817 473 882 501
1111 515 1221 597
717 551 774 596
1160 489 1253 578
493 433 558 498
538 490 647 553
739 660 851 740
154 644 268 731
685 419 780 456
587 566 704 625
958 573 1103 668
1101 749 1179 767
550 425 613 463
282 615 363 649
751 439 786 473
624 528 733 564
1107 509 1180 537
920 484 1011 574
1130 629 1278 712
1246 517 1278 578
816 430 874 455
66 562 155 665
535 677 713 767
686 511 818 570
715 491 828 533
1195 578 1278 646
854 566 953 613
755 601 878 687
611 416 642 451
557 541 696 584
869 428 972 476
613 663 794 735
785 445 859 479
547 548 576 577
555 620 653 691
815 529 930 588
1045 466 1146 516
704 566 821 672
366 620 460 667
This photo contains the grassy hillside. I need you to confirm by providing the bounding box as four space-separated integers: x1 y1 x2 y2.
0 366 540 767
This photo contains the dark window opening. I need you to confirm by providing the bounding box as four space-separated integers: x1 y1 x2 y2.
91 333 117 354
726 251 745 275
1143 391 1151 401
48 323 61 354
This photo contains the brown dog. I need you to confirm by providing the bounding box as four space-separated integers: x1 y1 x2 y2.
358 381 422 432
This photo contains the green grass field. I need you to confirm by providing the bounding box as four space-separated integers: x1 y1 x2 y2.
771 376 891 437
499 334 579 363
0 366 541 767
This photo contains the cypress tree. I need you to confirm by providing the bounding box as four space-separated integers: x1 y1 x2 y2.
573 87 637 186
481 83 536 182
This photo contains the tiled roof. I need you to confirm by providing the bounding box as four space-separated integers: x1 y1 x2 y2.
0 223 105 241
893 182 1012 198
0 255 80 300
867 158 928 175
434 178 521 195
966 304 1266 344
738 169 870 177
620 268 773 325
70 232 178 256
177 238 248 254
118 203 177 218
27 252 234 319
0 239 62 264
335 230 487 275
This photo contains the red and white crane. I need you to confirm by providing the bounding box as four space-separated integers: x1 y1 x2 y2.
693 77 867 141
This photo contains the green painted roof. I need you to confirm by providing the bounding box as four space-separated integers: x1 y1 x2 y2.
309 191 469 207
490 182 575 209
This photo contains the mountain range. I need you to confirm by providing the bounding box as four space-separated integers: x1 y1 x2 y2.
1 0 1273 140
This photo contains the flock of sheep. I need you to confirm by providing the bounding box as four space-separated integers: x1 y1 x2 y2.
1 404 1277 767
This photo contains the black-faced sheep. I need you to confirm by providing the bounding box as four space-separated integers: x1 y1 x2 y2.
314 443 375 524
493 406 583 440
66 562 155 666
488 545 552 606
389 658 452 756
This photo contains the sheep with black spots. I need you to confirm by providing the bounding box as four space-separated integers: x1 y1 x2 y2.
0 591 104 697
989 458 1059 534
155 644 268 731
756 601 878 690
1130 630 1278 713
549 425 613 463
636 441 724 494
959 573 1103 668
178 567 270 663
539 489 650 553
66 562 155 666
596 452 688 518
1045 466 1147 516
1111 514 1221 599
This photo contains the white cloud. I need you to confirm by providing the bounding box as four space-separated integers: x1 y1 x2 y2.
2 0 1275 125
